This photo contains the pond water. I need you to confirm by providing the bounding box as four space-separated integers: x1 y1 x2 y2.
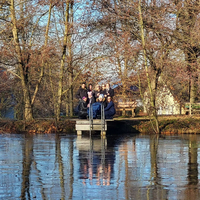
0 132 200 200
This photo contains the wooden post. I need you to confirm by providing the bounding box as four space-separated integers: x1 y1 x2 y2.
101 135 106 139
77 135 82 140
132 108 135 117
77 130 82 136
122 109 125 116
101 131 106 136
189 103 192 116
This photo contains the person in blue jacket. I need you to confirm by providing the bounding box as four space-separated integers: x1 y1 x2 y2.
104 96 116 119
88 94 105 119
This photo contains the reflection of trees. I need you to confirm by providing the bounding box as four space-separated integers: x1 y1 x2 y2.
149 135 200 200
124 142 129 200
184 135 200 200
150 135 159 185
122 135 168 200
115 137 136 199
69 138 74 199
7 133 200 199
13 134 76 199
188 136 198 185
55 134 74 199
20 134 33 199
55 135 65 200
149 136 167 200
32 160 46 199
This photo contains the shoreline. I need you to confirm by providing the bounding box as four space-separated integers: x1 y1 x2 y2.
129 116 200 135
0 116 200 134
0 119 76 134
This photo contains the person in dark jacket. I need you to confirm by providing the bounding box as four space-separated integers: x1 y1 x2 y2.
101 84 106 96
79 96 88 119
104 96 116 119
88 83 93 92
104 83 114 98
87 91 95 108
76 82 88 100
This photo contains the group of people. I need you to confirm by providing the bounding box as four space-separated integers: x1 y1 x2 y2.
76 82 115 119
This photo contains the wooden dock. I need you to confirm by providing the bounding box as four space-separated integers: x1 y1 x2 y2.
75 119 113 136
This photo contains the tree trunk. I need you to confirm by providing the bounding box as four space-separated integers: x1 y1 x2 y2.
117 57 126 98
10 0 33 121
56 0 70 121
151 69 161 133
186 52 198 104
190 75 198 104
138 0 160 134
31 1 52 106
69 73 73 116
68 1 74 117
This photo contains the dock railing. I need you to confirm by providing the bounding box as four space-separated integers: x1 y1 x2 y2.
89 104 93 132
88 103 105 133
101 103 105 133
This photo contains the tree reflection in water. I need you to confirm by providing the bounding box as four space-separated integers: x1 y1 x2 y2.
1 133 200 199
20 134 34 200
184 135 200 200
55 134 65 200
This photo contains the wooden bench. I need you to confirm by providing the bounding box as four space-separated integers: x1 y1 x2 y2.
185 103 200 115
115 101 137 117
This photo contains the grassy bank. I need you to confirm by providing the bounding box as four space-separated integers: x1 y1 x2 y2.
0 119 76 134
1 116 200 134
131 116 200 134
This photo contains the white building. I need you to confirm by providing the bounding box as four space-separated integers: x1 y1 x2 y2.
143 85 185 115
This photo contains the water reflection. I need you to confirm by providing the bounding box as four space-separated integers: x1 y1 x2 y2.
0 133 200 199
77 135 114 186
185 135 199 200
21 134 33 200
